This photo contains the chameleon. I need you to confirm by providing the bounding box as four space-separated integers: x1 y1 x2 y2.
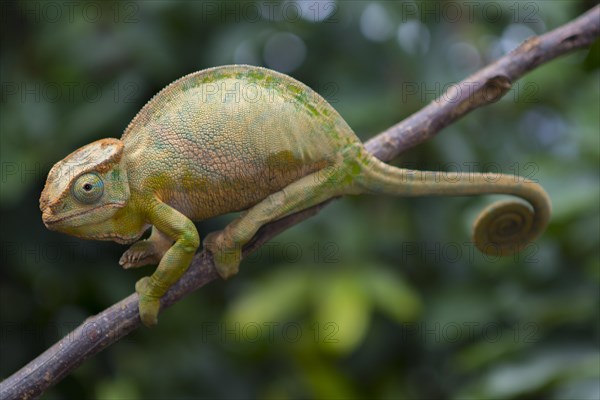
39 65 551 327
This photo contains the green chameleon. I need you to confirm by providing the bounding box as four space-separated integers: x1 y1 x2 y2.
39 65 551 327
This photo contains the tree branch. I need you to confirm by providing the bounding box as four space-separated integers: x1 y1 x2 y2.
1 5 598 399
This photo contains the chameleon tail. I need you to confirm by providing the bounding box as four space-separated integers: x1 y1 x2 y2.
354 152 551 256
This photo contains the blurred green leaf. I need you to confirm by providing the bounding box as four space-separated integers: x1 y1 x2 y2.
314 270 371 354
364 266 422 323
291 342 359 399
456 347 600 400
225 267 309 327
454 336 529 372
95 378 140 400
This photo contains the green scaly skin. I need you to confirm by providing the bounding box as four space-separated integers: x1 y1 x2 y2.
39 65 551 327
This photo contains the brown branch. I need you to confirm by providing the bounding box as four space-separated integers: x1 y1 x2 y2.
1 5 598 400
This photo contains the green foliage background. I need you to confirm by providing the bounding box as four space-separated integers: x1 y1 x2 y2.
1 1 598 399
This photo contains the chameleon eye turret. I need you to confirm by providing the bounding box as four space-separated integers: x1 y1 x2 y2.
72 173 104 204
40 65 551 327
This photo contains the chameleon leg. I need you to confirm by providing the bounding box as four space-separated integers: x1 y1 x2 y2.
204 165 349 279
136 200 200 327
119 226 174 269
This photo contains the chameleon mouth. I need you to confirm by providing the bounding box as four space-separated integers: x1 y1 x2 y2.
41 202 126 228
41 210 65 228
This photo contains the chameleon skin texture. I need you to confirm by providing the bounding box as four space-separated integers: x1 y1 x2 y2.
39 65 551 327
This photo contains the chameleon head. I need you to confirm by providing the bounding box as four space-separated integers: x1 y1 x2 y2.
39 138 133 242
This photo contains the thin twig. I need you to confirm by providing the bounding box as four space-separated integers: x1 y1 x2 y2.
1 5 598 400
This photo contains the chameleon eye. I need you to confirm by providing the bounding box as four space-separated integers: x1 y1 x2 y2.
72 173 104 204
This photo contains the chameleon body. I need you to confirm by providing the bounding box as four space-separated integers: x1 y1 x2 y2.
39 65 551 327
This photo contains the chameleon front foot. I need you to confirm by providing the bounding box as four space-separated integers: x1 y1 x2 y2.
119 229 172 269
135 276 161 327
120 241 161 269
203 230 241 279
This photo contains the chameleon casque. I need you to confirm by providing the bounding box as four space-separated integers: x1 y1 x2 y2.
40 65 551 327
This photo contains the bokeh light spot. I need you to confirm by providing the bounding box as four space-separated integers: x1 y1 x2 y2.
263 32 307 73
360 3 394 42
397 20 430 55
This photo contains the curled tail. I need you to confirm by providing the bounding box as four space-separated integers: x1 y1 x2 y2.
352 151 551 256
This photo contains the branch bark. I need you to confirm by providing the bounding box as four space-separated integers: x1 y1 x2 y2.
2 5 598 400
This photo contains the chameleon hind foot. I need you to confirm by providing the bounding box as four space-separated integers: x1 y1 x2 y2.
203 230 241 279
